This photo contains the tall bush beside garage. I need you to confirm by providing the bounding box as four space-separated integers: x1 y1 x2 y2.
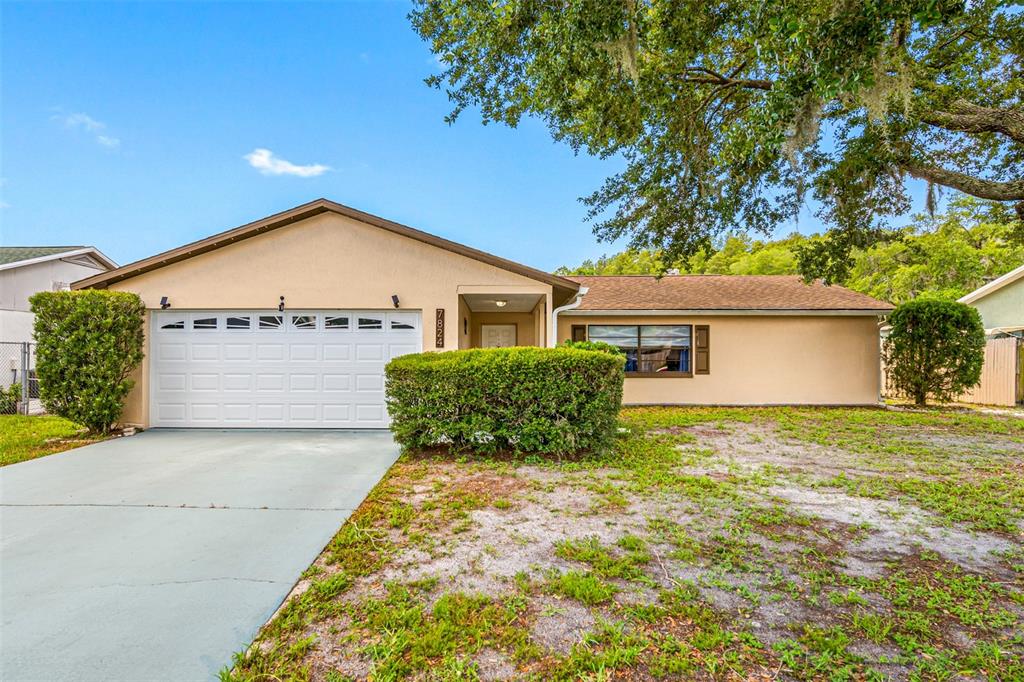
883 298 985 406
30 291 146 433
385 347 625 457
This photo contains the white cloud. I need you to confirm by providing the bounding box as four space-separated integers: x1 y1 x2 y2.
244 148 330 178
52 110 120 149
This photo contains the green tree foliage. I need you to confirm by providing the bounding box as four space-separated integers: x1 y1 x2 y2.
412 0 1023 282
30 291 145 433
845 199 1024 303
883 299 985 405
557 199 1024 303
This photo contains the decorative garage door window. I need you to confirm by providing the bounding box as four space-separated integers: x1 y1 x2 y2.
587 324 693 375
151 310 422 428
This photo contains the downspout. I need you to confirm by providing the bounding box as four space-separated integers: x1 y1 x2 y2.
549 287 589 348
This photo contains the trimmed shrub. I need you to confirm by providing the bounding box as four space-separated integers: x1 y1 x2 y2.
385 346 625 456
561 339 625 355
30 290 146 433
883 298 985 406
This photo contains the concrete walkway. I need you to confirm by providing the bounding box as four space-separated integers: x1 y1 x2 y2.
0 429 399 682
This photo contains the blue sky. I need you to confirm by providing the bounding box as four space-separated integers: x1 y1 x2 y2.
1 1 929 272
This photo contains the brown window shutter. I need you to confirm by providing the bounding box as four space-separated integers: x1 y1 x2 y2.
571 325 587 343
694 325 710 374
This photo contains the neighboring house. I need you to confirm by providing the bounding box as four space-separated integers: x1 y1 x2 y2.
959 262 1024 336
73 199 892 429
0 246 117 342
956 263 1024 406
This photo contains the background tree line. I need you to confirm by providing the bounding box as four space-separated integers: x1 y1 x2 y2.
555 198 1024 304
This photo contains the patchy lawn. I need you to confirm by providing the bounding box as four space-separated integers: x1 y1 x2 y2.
0 414 104 466
225 407 1024 681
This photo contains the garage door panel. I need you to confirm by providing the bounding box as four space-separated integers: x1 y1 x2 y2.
257 344 285 361
151 310 420 428
322 374 352 392
223 374 252 391
223 404 253 422
190 404 219 421
289 344 318 361
158 373 187 391
289 374 318 391
191 374 219 391
158 343 187 362
256 404 286 422
355 404 385 423
323 344 351 361
190 344 219 361
157 403 187 422
356 344 384 361
224 344 252 361
254 373 285 392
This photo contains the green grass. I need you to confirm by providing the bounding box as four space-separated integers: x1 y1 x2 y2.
223 405 1024 682
0 414 103 466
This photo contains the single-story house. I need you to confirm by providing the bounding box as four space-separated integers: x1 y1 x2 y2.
1 246 117 343
73 199 893 429
956 263 1024 405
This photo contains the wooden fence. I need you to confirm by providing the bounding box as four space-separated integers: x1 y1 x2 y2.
883 336 1022 407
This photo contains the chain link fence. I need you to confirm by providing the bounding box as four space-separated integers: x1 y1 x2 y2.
1 341 40 415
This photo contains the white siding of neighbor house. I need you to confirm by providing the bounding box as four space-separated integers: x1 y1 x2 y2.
1 258 109 312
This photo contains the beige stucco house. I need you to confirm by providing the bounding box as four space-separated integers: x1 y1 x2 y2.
74 199 893 428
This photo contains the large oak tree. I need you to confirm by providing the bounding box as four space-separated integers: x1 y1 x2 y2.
412 0 1023 281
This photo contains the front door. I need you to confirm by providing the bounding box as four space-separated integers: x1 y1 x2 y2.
481 324 517 348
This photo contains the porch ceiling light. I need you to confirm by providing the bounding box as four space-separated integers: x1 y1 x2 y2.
494 300 508 308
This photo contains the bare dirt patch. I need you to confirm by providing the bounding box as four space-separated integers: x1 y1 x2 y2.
229 408 1024 681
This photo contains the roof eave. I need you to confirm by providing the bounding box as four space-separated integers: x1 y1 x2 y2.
0 247 117 273
563 308 893 316
958 263 1024 305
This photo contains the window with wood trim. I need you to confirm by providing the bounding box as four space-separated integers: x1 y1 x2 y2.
571 325 587 343
587 324 694 375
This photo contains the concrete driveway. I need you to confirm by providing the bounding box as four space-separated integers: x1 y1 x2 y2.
0 429 399 682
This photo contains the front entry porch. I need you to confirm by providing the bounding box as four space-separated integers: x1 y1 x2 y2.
457 291 548 349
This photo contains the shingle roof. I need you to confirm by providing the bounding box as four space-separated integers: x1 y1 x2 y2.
0 246 87 266
567 275 893 312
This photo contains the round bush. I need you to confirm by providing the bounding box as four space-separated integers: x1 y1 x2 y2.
385 347 625 457
883 298 985 406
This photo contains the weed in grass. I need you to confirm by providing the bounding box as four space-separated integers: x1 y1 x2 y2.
555 536 651 582
546 570 617 605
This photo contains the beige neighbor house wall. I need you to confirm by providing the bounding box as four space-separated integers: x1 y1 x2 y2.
558 314 882 405
104 211 556 427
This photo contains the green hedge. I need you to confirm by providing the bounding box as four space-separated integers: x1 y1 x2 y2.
561 339 625 355
30 290 145 433
385 347 625 456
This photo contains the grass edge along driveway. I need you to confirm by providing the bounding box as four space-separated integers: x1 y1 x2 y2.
0 414 105 466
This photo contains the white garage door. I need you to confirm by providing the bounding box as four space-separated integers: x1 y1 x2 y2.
150 310 421 428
